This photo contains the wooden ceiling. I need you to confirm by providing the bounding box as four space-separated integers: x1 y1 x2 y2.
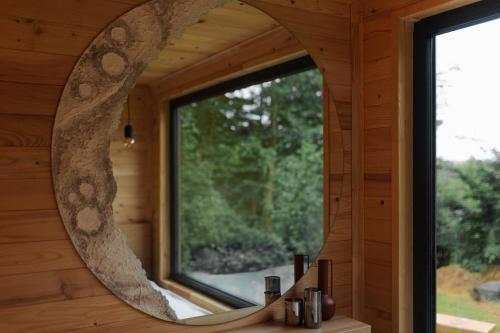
137 1 282 85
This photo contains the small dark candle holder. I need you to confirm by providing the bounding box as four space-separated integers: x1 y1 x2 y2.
264 275 281 293
285 298 304 326
264 290 281 306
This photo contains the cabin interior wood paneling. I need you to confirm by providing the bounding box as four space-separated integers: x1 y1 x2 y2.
5 0 485 331
0 0 354 331
111 85 154 275
4 0 484 332
357 0 478 332
137 0 281 85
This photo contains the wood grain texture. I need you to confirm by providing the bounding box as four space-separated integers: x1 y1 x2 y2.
0 147 51 179
0 0 135 29
0 268 109 308
0 82 62 116
356 1 480 332
0 210 67 243
0 295 147 333
360 10 395 333
152 25 305 98
0 240 84 276
0 48 76 85
141 1 281 85
0 178 57 211
224 316 370 333
110 86 154 273
0 0 360 331
0 114 52 147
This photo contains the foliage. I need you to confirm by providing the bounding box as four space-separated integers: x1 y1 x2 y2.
437 152 500 272
178 69 324 274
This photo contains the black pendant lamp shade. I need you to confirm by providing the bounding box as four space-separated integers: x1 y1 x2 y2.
123 96 135 147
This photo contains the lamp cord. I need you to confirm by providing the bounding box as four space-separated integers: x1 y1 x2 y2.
127 96 131 125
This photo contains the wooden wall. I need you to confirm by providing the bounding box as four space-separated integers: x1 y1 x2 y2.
0 0 383 331
357 0 477 332
0 1 145 332
111 85 154 275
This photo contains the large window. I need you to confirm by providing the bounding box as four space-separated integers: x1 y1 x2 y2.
414 1 500 332
170 57 324 307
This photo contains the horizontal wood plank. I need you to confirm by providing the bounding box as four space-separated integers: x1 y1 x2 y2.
364 196 391 220
0 0 133 29
364 174 392 197
364 219 392 244
152 26 305 97
363 32 391 63
0 268 108 308
0 16 34 51
0 81 61 116
33 20 98 56
0 147 50 179
0 294 146 333
362 0 419 17
0 114 53 147
0 48 76 85
0 240 83 276
364 127 392 152
364 78 395 107
365 150 392 174
365 262 392 291
364 241 392 266
225 315 369 333
0 210 66 243
0 178 57 211
362 307 392 333
365 284 392 313
364 104 392 129
319 239 352 264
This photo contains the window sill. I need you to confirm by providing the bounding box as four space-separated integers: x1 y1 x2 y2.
159 279 234 314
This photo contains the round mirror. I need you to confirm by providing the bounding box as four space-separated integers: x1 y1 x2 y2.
52 0 329 325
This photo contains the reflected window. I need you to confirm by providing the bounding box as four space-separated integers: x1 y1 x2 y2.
171 57 323 307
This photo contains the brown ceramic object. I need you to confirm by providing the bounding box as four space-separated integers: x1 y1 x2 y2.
318 259 336 321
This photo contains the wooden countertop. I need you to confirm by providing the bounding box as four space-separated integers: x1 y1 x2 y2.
222 316 370 332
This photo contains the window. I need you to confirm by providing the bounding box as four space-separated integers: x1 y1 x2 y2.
170 56 324 307
414 1 500 332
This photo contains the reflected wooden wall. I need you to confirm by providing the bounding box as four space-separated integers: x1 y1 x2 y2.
111 86 154 275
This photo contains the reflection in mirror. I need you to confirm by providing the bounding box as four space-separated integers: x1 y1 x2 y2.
110 0 324 323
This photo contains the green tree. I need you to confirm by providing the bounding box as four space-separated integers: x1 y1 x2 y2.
178 69 324 273
436 153 500 271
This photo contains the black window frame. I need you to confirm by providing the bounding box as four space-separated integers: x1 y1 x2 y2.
169 55 318 309
413 1 500 332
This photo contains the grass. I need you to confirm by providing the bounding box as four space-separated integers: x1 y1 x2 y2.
437 290 500 331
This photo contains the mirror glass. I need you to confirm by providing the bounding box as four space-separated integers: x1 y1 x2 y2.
110 0 325 323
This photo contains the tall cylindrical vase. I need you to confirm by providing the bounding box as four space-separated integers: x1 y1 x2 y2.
318 259 336 321
294 254 309 283
304 288 322 329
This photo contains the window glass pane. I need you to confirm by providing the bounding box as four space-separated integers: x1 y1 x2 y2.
177 69 323 305
436 19 500 328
